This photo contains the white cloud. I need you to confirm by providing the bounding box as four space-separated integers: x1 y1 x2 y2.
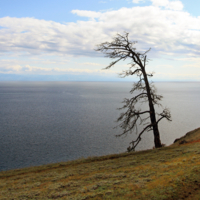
0 1 199 80
155 64 174 68
150 0 184 11
82 62 102 66
71 10 102 19
168 1 184 11
155 72 200 80
0 4 198 60
132 0 144 3
151 0 169 7
182 64 200 68
0 65 23 73
177 57 200 62
0 62 118 75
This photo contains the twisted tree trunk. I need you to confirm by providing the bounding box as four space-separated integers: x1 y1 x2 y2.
142 64 162 148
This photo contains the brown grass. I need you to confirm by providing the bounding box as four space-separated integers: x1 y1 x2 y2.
1 127 200 199
171 127 200 147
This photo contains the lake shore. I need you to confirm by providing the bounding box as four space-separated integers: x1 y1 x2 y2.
1 127 200 199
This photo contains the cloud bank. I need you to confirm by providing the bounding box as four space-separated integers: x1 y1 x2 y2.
0 0 199 80
0 0 199 58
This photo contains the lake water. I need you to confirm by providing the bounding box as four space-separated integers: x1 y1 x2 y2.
0 82 200 171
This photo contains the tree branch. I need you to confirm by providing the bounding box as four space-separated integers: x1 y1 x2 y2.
127 123 152 152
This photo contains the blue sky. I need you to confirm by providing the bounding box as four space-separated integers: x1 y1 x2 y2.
0 0 199 81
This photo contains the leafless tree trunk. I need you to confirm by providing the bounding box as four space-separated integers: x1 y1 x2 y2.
95 32 171 151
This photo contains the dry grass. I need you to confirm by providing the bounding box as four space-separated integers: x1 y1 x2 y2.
1 128 200 199
171 127 200 147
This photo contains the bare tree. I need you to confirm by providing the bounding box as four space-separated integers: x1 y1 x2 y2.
95 32 171 151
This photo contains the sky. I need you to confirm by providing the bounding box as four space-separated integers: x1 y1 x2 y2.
0 0 199 81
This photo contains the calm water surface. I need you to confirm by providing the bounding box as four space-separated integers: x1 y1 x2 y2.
0 82 200 171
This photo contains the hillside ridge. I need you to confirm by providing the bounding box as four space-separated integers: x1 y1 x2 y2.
1 127 200 199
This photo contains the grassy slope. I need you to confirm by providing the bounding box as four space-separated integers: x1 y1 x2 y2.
1 128 200 200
